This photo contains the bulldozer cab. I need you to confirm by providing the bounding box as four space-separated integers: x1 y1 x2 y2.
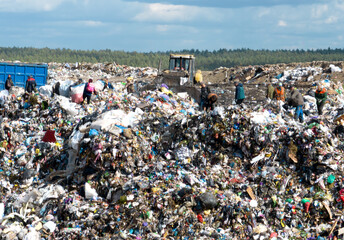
168 54 195 83
140 53 200 102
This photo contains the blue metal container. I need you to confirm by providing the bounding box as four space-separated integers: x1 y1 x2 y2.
0 62 48 90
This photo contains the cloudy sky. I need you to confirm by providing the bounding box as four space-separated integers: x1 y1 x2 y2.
0 0 342 51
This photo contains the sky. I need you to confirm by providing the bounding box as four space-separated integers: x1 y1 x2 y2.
0 0 343 52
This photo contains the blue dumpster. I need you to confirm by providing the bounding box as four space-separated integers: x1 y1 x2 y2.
0 62 48 90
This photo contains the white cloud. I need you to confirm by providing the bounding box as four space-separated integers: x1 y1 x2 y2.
133 3 222 23
51 20 105 28
278 20 287 27
77 20 103 27
334 0 344 11
311 4 328 18
181 39 196 45
155 24 198 34
156 25 169 32
257 8 271 18
325 16 338 24
134 3 198 22
0 0 66 12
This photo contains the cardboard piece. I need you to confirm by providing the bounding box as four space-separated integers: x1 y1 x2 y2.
322 201 332 220
246 186 256 200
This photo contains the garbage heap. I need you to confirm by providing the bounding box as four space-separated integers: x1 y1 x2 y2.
208 61 343 84
48 62 158 81
0 81 344 239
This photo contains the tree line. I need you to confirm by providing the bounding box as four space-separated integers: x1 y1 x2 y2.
0 47 344 70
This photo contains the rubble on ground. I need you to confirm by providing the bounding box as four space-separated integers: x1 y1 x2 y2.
205 61 344 85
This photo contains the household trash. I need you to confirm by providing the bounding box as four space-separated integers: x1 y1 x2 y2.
0 62 344 240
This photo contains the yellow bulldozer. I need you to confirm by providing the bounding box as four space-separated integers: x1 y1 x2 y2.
142 54 202 100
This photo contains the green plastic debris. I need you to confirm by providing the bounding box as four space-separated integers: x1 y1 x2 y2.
328 174 335 184
119 195 127 204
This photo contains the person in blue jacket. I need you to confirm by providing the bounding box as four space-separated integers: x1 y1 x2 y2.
234 81 245 104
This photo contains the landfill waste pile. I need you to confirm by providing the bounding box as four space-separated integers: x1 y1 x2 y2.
1 66 344 239
204 61 343 85
202 62 344 106
48 62 158 82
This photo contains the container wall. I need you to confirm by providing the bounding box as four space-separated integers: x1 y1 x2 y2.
0 63 48 90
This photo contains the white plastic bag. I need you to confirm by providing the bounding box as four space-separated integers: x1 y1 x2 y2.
0 90 9 106
9 86 25 96
70 84 85 104
43 221 56 232
70 130 84 150
90 109 140 131
24 228 40 240
57 96 79 116
213 106 225 118
39 85 53 97
330 64 342 73
0 203 4 221
85 182 98 199
94 80 105 92
59 80 73 97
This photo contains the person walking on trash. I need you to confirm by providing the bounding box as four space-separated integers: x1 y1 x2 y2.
83 79 97 105
25 75 37 93
273 82 286 101
126 77 135 93
200 83 210 111
287 86 304 123
266 81 274 100
194 70 203 84
5 75 14 91
205 93 218 111
234 81 245 104
102 77 114 90
315 83 327 116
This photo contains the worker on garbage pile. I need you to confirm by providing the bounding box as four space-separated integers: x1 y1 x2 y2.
200 83 210 111
287 86 304 123
5 75 13 91
52 81 60 97
334 119 344 137
103 77 109 90
25 75 37 93
205 93 218 111
83 79 97 105
194 70 203 84
68 78 83 93
273 82 286 101
1 121 13 150
315 83 327 115
126 77 135 93
266 81 274 100
70 78 83 88
102 77 114 90
234 81 245 104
